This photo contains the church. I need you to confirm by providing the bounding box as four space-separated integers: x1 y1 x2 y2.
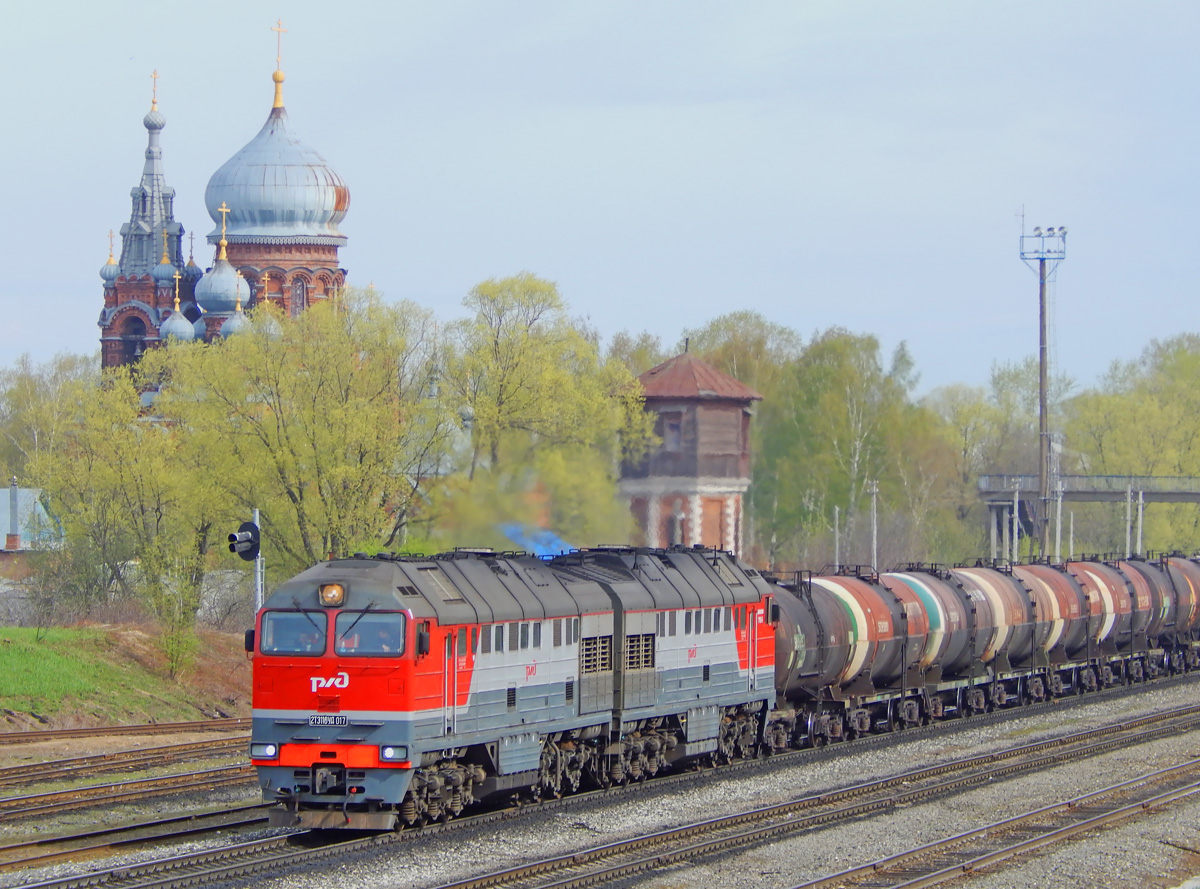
97 57 350 367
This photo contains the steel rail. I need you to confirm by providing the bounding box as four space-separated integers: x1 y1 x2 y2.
0 719 250 745
0 805 271 872
792 761 1200 888
0 766 256 821
0 739 248 790
421 710 1200 889
16 701 1194 889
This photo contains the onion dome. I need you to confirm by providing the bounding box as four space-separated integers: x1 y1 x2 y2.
220 297 251 337
194 211 242 313
194 259 241 313
159 297 195 342
204 70 349 246
143 107 166 132
253 310 282 340
100 251 119 283
192 317 207 338
152 255 176 285
184 256 204 282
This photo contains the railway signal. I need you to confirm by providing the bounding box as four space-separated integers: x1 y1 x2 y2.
229 521 260 561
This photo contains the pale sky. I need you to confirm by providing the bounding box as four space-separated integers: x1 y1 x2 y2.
3 1 1197 395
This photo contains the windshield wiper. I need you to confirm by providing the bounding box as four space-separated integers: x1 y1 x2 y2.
292 597 323 633
339 601 378 641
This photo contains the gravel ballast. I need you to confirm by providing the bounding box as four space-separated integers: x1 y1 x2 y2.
7 683 1200 889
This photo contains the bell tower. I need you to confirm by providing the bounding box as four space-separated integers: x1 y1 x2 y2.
98 72 193 367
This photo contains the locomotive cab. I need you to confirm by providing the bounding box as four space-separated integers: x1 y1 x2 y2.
249 574 422 830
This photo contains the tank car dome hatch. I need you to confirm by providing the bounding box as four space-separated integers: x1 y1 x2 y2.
159 298 195 342
204 71 349 246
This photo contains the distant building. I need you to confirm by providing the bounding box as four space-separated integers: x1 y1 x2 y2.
619 353 761 556
98 62 350 367
2 479 58 554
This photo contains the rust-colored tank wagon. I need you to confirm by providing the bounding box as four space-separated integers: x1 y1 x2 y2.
1162 556 1200 640
950 567 1035 670
807 574 919 694
1115 559 1173 641
771 582 856 699
1065 561 1134 654
1012 565 1089 663
880 570 977 679
1070 561 1132 652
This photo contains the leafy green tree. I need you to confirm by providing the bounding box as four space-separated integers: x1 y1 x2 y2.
27 367 216 675
145 291 454 575
606 330 668 378
0 353 97 481
440 272 655 479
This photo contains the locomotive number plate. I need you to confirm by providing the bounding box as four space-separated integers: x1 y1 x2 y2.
308 715 348 727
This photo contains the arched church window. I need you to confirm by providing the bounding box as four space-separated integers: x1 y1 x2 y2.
121 317 148 365
293 278 307 313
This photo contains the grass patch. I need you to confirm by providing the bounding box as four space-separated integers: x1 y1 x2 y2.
0 626 250 727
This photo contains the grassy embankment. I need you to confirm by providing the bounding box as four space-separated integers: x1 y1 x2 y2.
0 626 251 728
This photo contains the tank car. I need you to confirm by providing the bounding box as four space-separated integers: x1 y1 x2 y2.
766 557 1200 750
246 546 777 829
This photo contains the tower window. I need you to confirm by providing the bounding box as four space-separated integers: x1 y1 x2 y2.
663 412 682 452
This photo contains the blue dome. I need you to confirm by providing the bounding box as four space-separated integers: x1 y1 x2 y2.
220 307 252 337
192 317 207 338
100 256 120 283
152 257 177 285
194 257 242 313
159 308 195 342
253 310 283 340
184 257 204 281
204 103 348 246
143 108 166 131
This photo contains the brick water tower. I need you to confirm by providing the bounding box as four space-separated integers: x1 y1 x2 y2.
620 353 761 556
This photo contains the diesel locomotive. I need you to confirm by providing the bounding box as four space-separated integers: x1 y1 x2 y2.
245 546 1200 829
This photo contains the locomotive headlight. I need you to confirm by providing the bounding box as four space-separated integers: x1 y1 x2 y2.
318 583 346 607
251 742 279 759
379 745 408 761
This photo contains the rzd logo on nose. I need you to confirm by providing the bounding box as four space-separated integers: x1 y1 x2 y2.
310 672 349 693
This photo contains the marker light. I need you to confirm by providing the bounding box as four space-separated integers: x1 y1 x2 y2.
319 583 346 607
251 743 279 759
379 745 408 761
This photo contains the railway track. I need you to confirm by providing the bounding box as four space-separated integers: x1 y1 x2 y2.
791 761 1200 888
11 700 1200 889
0 719 249 746
0 766 256 821
0 738 248 791
423 705 1200 889
0 805 270 872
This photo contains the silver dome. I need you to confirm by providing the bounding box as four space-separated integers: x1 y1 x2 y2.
194 257 242 314
204 105 349 246
159 308 195 342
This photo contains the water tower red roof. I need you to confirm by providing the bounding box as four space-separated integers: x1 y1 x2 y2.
638 353 762 402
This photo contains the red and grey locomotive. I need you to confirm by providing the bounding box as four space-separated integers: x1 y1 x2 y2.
246 546 1200 829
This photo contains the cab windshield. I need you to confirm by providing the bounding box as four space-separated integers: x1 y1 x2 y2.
260 610 327 656
335 611 407 656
